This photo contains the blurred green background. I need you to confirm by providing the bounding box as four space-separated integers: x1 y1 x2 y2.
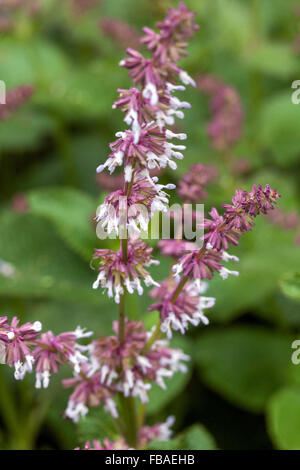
0 0 300 450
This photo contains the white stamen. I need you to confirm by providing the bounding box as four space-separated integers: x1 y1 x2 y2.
179 70 196 87
222 251 239 263
104 398 118 418
219 267 239 279
32 321 42 332
142 82 159 106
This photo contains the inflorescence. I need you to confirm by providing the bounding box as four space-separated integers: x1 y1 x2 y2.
0 3 281 450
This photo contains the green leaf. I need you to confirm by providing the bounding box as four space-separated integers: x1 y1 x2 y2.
243 43 298 78
35 61 127 120
147 437 182 450
259 92 300 166
27 298 114 337
180 424 217 450
0 38 70 89
77 407 118 445
0 211 105 306
267 387 300 450
27 187 97 261
211 0 252 53
69 133 107 197
143 311 159 331
0 109 56 151
195 326 292 412
148 424 217 450
280 273 300 301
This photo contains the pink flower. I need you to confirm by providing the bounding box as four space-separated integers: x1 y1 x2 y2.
96 169 175 237
158 239 196 258
0 316 41 379
0 85 34 121
120 48 163 89
96 123 186 176
203 207 241 251
178 163 217 202
267 208 299 230
91 319 189 402
33 326 92 388
139 416 175 447
63 363 117 422
196 75 243 151
100 18 140 50
72 0 98 16
141 2 199 63
223 185 281 231
113 86 190 134
120 48 195 104
149 279 214 338
0 316 9 331
231 158 252 177
92 240 160 302
173 248 223 281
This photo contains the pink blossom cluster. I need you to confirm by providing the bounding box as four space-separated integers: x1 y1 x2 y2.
100 18 140 50
90 319 189 402
92 239 160 302
150 184 280 337
0 4 283 450
61 318 188 421
94 2 199 300
196 74 243 152
96 169 175 238
158 239 196 259
0 316 42 379
0 0 39 32
0 314 188 428
149 279 214 339
0 4 200 449
178 163 217 202
0 85 35 120
96 3 198 193
0 316 92 391
71 0 99 16
267 207 300 246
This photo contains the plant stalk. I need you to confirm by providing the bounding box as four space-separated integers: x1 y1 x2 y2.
116 170 139 447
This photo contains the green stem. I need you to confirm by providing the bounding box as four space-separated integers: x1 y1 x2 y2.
127 396 138 447
118 293 126 346
144 320 161 353
116 170 139 447
118 394 138 448
171 276 188 303
138 402 146 430
121 238 128 263
0 368 19 437
118 238 128 345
